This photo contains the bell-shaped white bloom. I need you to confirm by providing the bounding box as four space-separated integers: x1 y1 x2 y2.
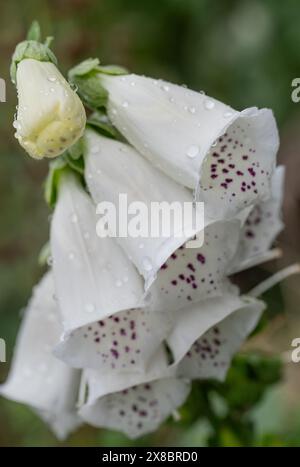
0 273 81 439
167 291 265 381
54 306 172 373
79 352 189 439
100 74 279 218
14 58 86 159
50 173 144 332
85 130 201 288
80 377 190 439
176 297 264 381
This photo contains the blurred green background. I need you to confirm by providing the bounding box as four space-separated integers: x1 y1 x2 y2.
1 0 300 447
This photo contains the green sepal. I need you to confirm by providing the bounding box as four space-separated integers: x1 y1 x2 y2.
87 111 120 139
10 21 57 84
44 138 86 207
64 153 85 176
27 21 41 42
44 157 67 208
67 136 85 160
68 58 128 110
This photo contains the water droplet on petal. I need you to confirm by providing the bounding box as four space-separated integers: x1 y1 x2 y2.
47 255 53 267
70 213 78 223
47 76 57 82
204 99 215 110
142 256 153 272
85 303 95 313
189 106 196 114
122 101 129 108
223 110 233 118
162 84 170 92
116 279 123 287
139 242 145 249
68 251 75 260
13 120 21 130
186 145 199 159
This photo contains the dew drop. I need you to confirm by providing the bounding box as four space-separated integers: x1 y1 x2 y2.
223 111 233 118
142 256 153 272
68 251 75 260
70 213 78 223
47 76 57 82
116 279 123 287
204 99 215 110
85 303 95 313
122 101 129 108
13 120 21 130
186 145 199 159
162 84 170 92
189 106 196 114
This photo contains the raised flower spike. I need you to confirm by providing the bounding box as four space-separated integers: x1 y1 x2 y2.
11 23 86 159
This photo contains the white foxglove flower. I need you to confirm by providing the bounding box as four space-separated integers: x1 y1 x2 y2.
79 354 189 439
168 292 265 381
99 74 279 218
54 305 172 373
79 377 190 439
14 59 86 159
0 273 81 439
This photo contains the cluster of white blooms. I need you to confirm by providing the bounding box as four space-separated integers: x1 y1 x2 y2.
2 62 295 440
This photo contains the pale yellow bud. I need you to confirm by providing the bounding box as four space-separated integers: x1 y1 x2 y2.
14 59 86 159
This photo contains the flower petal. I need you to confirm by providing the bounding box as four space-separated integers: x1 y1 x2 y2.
176 296 265 381
232 165 284 269
0 273 81 439
198 108 278 218
54 307 172 373
80 346 173 403
85 130 197 287
51 173 144 332
147 220 240 312
79 376 190 439
100 73 237 189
